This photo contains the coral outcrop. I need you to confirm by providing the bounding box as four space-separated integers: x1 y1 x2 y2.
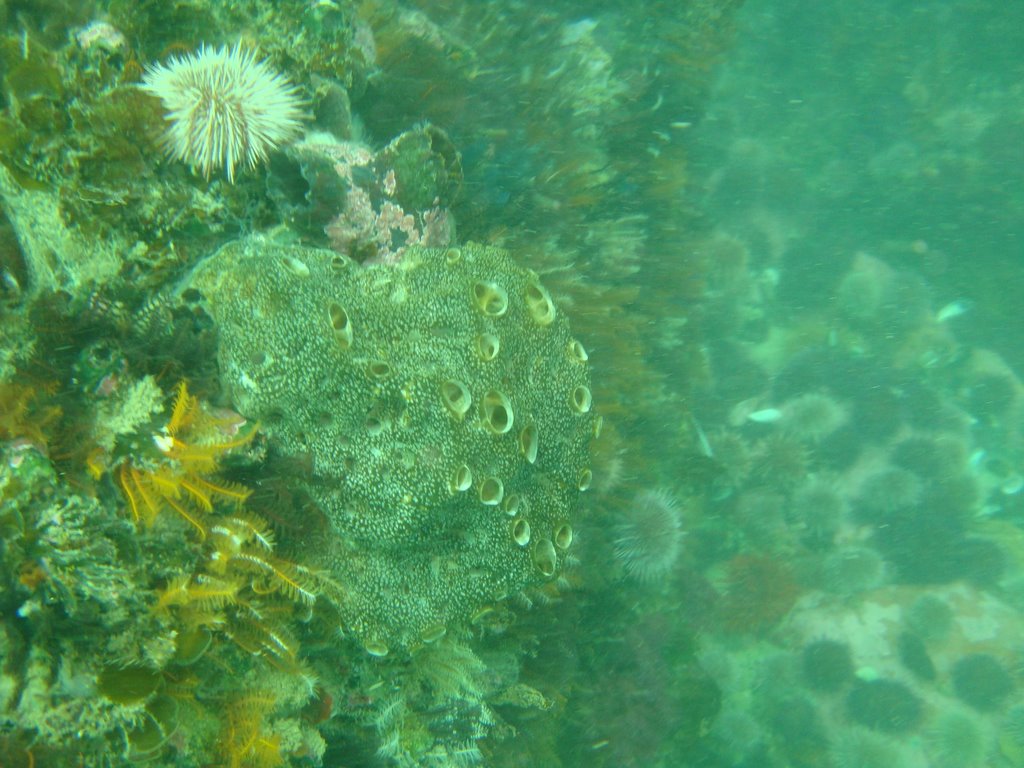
182 238 595 651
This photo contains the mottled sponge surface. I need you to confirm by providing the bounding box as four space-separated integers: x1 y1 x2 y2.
185 238 594 651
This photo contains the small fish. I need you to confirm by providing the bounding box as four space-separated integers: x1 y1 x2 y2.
1001 474 1024 496
935 299 973 323
730 396 780 426
691 414 714 458
855 666 880 682
747 408 783 424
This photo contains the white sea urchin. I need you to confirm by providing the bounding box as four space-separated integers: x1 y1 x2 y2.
141 44 304 182
613 489 684 582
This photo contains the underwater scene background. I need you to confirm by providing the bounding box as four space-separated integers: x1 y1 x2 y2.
0 0 1022 766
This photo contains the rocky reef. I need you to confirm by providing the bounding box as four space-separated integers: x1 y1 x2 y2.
0 0 747 765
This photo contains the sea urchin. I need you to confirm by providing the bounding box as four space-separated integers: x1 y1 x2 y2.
142 44 305 182
613 489 684 582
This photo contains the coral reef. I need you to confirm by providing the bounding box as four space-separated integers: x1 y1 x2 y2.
0 0 749 758
0 0 761 763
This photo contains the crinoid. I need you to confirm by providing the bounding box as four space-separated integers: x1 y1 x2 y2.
218 691 284 768
155 514 337 674
0 380 62 448
118 382 343 674
116 381 256 537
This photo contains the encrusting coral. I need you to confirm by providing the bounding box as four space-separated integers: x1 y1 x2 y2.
182 238 596 652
